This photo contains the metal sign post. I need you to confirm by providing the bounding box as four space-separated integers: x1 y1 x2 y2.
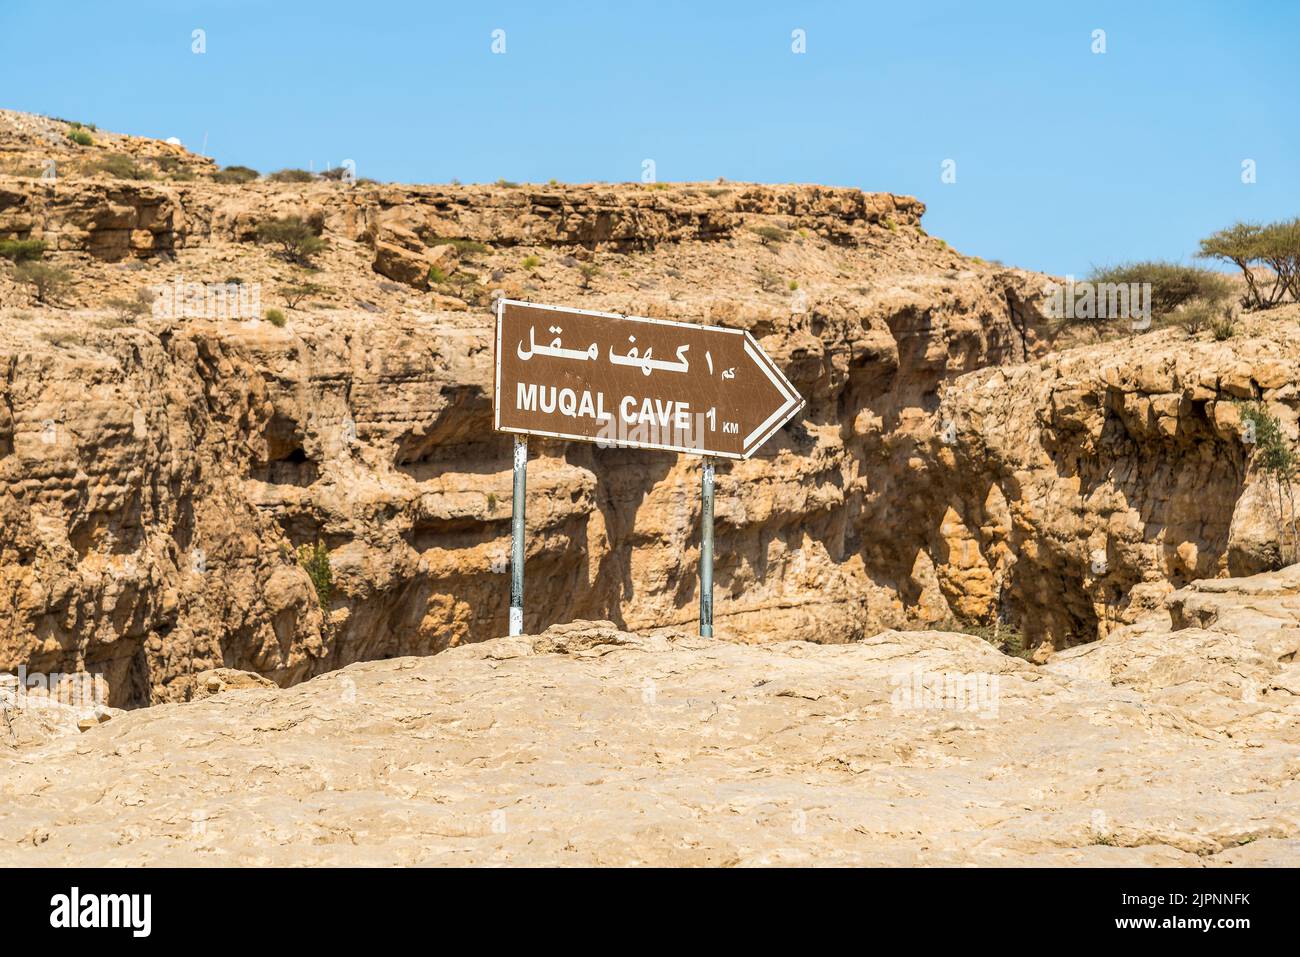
699 457 715 637
494 298 803 638
509 435 527 636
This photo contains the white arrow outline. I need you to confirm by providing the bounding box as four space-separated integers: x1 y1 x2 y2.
741 334 804 456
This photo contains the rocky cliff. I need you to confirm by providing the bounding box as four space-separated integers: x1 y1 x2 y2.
1 109 1294 707
927 325 1300 649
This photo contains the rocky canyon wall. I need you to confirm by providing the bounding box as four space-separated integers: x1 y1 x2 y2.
1 138 1293 705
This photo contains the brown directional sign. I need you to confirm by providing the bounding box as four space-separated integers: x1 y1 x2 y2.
494 299 804 459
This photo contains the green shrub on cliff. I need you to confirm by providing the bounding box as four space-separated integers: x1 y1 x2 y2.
0 239 46 263
92 153 151 180
280 282 326 309
751 225 788 246
267 168 316 183
255 216 325 265
1238 401 1299 566
14 261 71 304
1088 261 1231 317
214 165 260 184
296 541 333 610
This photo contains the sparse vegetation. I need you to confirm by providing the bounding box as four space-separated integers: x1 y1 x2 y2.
91 153 150 180
751 225 789 246
427 265 449 285
432 237 489 256
496 178 519 188
0 239 46 263
280 282 326 309
265 307 287 327
14 261 71 304
788 279 799 291
106 288 155 322
440 266 482 296
578 263 601 289
938 615 1031 660
521 255 540 270
255 215 325 265
67 128 93 147
1174 300 1216 337
1238 401 1299 567
267 168 316 183
1199 219 1300 310
296 540 333 609
1211 311 1237 341
213 165 260 184
1254 219 1300 304
1089 261 1232 317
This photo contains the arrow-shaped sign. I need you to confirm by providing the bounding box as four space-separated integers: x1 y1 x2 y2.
494 299 804 459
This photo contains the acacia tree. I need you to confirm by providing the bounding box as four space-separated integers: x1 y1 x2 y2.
255 216 325 266
1256 218 1300 304
1199 219 1300 310
1199 222 1265 308
279 281 325 309
14 261 71 304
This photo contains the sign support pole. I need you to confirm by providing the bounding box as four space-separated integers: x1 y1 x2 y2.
700 456 715 637
509 435 527 636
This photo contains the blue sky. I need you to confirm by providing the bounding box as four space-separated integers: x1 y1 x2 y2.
2 0 1296 276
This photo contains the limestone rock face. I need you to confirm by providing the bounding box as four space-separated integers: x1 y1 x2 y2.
0 117 1061 704
2 576 1297 865
2 109 1298 705
925 328 1300 648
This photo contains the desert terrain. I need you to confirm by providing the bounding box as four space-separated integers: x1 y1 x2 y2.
2 109 1298 866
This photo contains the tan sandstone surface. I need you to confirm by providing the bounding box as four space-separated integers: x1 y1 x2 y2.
2 567 1298 867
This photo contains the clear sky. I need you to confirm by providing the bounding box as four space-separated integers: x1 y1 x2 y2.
2 0 1296 276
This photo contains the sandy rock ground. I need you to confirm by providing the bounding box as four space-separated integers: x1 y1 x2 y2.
3 569 1298 867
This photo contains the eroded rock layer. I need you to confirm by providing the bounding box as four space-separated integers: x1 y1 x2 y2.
2 111 1296 704
0 162 1062 704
